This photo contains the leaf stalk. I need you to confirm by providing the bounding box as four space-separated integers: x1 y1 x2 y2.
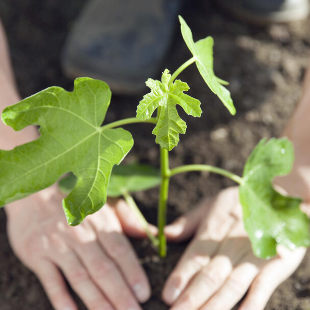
101 117 157 131
169 57 196 86
122 192 159 248
170 164 243 184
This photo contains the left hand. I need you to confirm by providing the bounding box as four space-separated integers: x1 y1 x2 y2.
162 187 307 310
6 185 154 310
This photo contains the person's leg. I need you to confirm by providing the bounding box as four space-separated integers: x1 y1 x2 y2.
216 0 309 24
62 0 182 95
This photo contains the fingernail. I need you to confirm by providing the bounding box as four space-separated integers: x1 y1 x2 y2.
133 283 149 302
164 286 181 303
165 224 182 236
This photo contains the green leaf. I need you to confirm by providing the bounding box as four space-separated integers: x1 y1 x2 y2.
107 163 161 197
59 164 161 197
137 69 202 150
58 173 77 194
179 16 236 115
239 138 310 258
0 77 133 225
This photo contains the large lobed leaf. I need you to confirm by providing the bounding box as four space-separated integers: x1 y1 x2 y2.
179 16 236 115
0 77 133 225
239 138 310 258
137 69 202 150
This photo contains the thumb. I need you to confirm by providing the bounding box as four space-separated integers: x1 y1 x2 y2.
111 198 158 238
165 200 208 242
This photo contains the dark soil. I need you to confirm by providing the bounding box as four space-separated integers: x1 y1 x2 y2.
1 0 310 309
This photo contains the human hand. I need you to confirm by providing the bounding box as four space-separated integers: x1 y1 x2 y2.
162 187 307 310
5 185 153 310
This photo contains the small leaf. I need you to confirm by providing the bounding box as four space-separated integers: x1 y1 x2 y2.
107 163 161 197
137 69 202 150
0 78 133 225
239 138 310 258
59 164 161 197
179 16 236 115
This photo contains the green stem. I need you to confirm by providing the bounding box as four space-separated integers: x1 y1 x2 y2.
123 192 159 248
170 164 243 184
158 147 170 257
101 117 157 130
169 57 196 86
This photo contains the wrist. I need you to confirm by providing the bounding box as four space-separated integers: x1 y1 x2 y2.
278 100 310 203
0 76 38 149
275 133 310 203
275 168 310 202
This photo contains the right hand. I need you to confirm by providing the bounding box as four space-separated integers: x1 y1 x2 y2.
163 187 307 310
6 185 153 310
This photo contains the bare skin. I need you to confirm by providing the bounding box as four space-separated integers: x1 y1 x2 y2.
162 66 310 309
163 188 308 310
0 21 153 310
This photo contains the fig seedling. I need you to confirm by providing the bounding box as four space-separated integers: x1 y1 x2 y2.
1 16 309 259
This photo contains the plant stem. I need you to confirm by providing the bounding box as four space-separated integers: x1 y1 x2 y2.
170 164 243 184
158 147 170 257
123 192 159 248
169 57 196 85
101 117 157 130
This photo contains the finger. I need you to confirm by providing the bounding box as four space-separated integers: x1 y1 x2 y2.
55 250 115 310
33 260 77 310
90 206 150 303
162 222 233 305
164 202 207 242
113 199 157 238
162 189 238 305
194 219 262 310
170 255 233 310
73 239 142 310
239 247 306 310
172 238 261 310
162 239 212 305
201 261 260 310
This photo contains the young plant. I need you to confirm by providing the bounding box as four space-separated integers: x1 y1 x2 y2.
0 16 309 260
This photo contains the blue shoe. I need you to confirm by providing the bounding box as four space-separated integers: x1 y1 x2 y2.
216 0 309 24
62 0 181 94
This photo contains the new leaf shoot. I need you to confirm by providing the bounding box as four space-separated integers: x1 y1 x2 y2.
137 69 202 150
